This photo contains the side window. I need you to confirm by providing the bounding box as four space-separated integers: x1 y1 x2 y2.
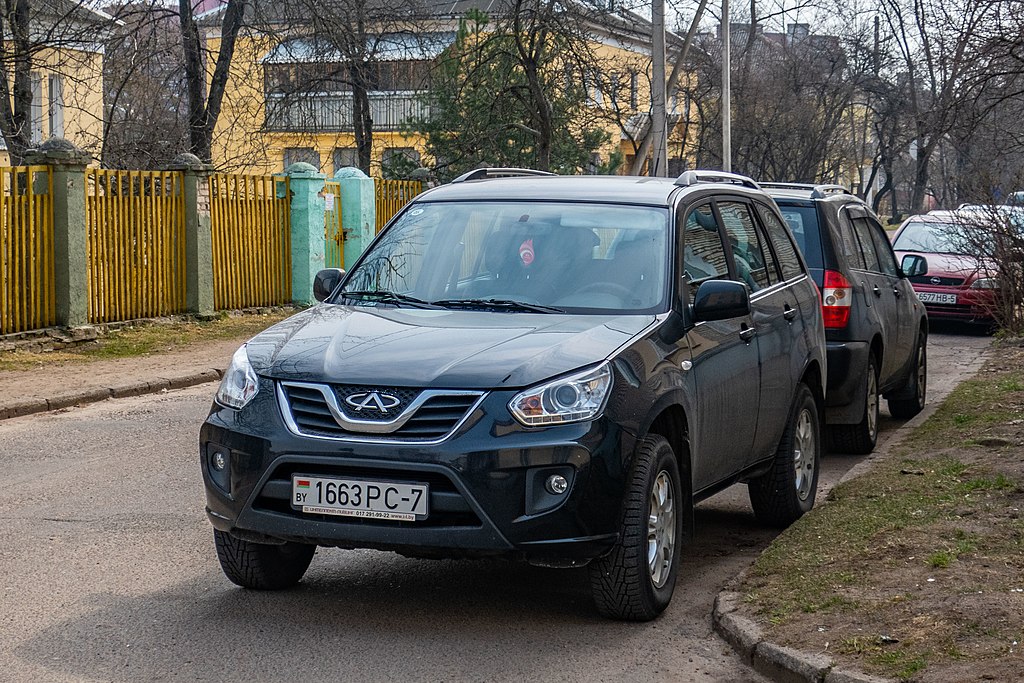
682 203 729 301
756 205 804 280
865 219 899 276
852 218 882 272
838 213 867 270
718 201 771 292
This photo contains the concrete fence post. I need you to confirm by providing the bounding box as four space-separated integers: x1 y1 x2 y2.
168 153 215 317
334 167 376 266
282 162 326 306
26 138 91 328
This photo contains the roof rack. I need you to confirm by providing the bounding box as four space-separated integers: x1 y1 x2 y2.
450 167 557 183
760 182 853 199
674 170 761 190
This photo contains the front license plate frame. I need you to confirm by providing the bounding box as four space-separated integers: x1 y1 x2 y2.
917 292 958 305
291 475 429 521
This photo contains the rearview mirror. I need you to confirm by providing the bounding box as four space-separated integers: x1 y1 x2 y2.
692 280 751 322
313 268 345 302
900 254 928 278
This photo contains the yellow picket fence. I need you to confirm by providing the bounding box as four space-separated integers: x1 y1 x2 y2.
85 170 187 324
0 166 55 334
375 179 422 233
323 181 344 268
209 173 291 310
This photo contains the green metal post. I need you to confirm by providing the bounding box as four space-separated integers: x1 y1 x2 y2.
334 167 376 266
284 162 326 306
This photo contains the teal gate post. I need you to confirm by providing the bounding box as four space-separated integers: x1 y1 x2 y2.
282 162 326 306
334 167 376 266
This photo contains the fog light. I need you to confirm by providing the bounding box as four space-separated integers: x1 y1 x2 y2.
545 474 568 495
212 450 227 471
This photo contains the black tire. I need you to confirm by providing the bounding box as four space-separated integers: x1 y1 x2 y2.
590 434 686 621
214 529 316 590
749 383 821 527
888 331 927 419
827 355 879 455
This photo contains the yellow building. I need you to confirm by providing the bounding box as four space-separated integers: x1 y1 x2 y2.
198 1 692 176
0 5 110 165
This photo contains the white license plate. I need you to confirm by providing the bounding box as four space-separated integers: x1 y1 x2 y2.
917 292 958 305
292 476 429 521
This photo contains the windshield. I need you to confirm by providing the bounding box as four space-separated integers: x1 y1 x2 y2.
893 220 976 254
336 201 670 314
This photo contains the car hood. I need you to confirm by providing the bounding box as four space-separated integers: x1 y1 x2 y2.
244 305 658 389
894 250 994 279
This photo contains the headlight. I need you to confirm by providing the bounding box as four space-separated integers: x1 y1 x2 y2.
509 363 612 427
215 345 260 410
969 277 999 290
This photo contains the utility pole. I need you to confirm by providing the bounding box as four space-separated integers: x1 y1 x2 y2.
722 0 731 172
650 0 668 176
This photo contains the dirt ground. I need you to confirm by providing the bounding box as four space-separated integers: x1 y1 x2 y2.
738 344 1024 682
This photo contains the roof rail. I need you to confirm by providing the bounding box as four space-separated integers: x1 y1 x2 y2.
759 181 852 199
674 170 761 190
450 167 557 183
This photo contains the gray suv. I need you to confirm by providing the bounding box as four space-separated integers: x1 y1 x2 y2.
762 183 928 454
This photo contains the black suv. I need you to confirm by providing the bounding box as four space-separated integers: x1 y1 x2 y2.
201 169 826 621
762 183 929 454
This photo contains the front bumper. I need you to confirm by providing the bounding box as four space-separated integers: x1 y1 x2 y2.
200 378 636 564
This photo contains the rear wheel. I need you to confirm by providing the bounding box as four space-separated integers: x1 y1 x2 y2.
827 356 879 455
590 434 686 621
214 529 316 590
888 332 927 419
749 384 821 527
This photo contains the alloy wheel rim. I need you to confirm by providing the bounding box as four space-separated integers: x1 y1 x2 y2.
792 409 816 501
648 471 676 588
867 369 879 439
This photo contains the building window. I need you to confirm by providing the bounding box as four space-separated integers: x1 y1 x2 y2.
381 147 421 179
333 147 358 173
630 70 639 109
48 76 64 138
30 73 43 144
283 147 320 171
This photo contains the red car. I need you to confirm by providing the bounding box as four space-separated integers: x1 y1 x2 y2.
892 211 1000 326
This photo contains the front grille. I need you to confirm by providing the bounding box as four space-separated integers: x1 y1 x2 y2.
279 382 483 442
910 275 965 286
253 462 481 528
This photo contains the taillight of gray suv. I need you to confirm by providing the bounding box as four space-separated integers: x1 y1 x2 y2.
201 169 826 621
762 183 929 455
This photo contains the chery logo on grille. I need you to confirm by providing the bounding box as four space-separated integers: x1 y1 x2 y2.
345 391 402 414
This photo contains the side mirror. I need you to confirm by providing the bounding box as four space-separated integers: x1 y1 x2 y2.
900 254 928 278
313 268 345 302
692 280 751 322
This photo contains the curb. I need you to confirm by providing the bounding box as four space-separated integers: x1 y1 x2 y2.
712 343 994 683
0 368 223 421
712 593 894 683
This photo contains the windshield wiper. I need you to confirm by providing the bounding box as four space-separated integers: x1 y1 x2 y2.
430 298 564 313
339 290 437 309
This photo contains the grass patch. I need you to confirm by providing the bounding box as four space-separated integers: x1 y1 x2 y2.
0 311 293 372
742 351 1024 680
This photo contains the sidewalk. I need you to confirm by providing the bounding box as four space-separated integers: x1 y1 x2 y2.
0 338 241 420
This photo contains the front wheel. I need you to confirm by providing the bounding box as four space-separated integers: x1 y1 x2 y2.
214 529 316 590
590 434 687 621
888 332 927 419
749 384 821 527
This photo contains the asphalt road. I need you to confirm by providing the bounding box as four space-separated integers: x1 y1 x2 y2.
0 330 991 683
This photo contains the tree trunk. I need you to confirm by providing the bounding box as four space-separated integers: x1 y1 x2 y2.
0 0 35 165
350 63 373 174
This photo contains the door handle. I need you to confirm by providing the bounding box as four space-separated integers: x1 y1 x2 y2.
783 304 797 321
872 285 882 297
739 325 756 342
893 287 902 298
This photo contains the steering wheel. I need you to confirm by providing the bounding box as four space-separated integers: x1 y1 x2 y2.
570 281 635 300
